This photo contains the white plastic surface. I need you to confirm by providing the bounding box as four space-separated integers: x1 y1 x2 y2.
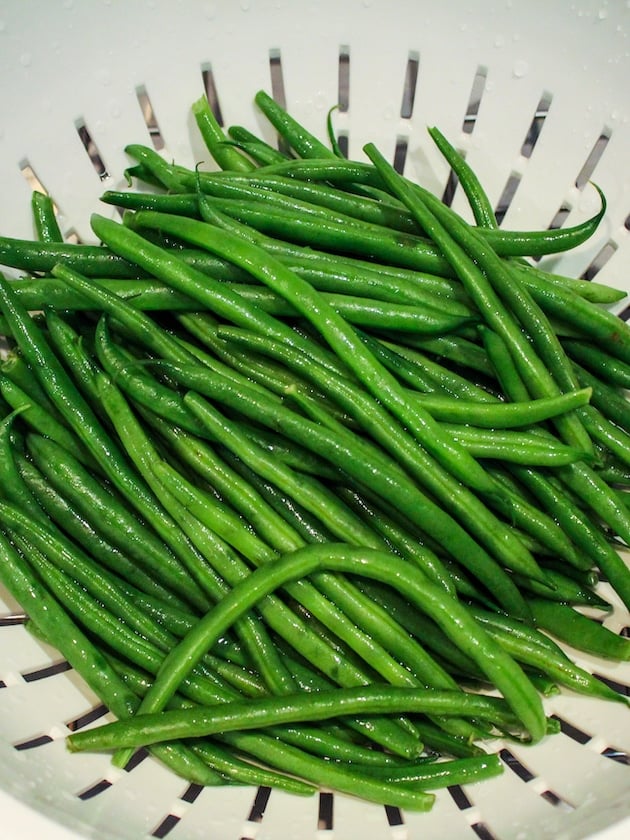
1 0 629 838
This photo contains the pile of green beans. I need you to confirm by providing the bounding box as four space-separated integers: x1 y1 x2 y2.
1 90 630 813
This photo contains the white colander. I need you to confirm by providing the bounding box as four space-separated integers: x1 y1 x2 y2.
1 0 630 837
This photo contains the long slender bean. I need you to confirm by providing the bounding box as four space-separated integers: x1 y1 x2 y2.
67 542 548 744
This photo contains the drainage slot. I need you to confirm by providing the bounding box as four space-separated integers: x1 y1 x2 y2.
269 49 287 109
393 136 408 174
201 63 224 125
495 91 552 224
580 240 618 281
75 119 109 181
400 52 419 119
136 85 165 150
441 65 488 206
338 45 350 113
318 791 334 830
151 814 181 838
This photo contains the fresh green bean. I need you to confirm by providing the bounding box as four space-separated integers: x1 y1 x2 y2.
438 424 587 466
117 543 546 743
31 191 64 243
468 605 626 704
208 329 546 592
0 273 225 610
411 388 593 428
0 412 47 532
120 207 500 497
24 432 207 610
563 338 630 389
192 94 256 172
427 126 497 228
364 142 593 456
0 529 225 787
0 373 96 470
1 348 59 416
527 599 630 661
15 450 185 607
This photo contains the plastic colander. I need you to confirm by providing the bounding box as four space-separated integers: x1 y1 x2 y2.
1 0 629 837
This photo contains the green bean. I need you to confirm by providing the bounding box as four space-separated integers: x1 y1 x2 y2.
192 94 256 172
121 207 499 496
0 373 96 470
439 424 587 466
0 411 47 525
11 275 200 312
0 236 142 277
359 753 504 789
45 310 106 406
218 450 340 545
228 124 292 165
95 372 297 696
67 684 527 756
577 404 630 469
152 457 466 704
166 167 422 234
372 335 498 400
15 533 351 788
208 329 545 593
15 450 184 607
120 543 546 743
557 462 630 610
1 348 59 416
31 190 64 243
364 143 593 456
186 373 535 611
468 605 626 704
249 153 604 258
333 485 455 595
97 372 423 755
139 409 305 552
527 599 630 661
254 89 337 160
24 432 206 610
101 190 474 310
563 338 630 389
570 361 630 434
0 499 199 658
427 126 497 228
512 261 626 305
398 332 495 377
102 653 322 793
523 275 630 366
351 578 485 681
0 273 225 610
411 388 592 428
0 529 225 787
480 324 531 401
510 565 610 609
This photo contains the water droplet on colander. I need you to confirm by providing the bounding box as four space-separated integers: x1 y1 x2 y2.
598 6 608 19
512 59 528 78
494 34 505 48
240 0 250 9
20 52 32 67
0 19 6 32
62 0 74 8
